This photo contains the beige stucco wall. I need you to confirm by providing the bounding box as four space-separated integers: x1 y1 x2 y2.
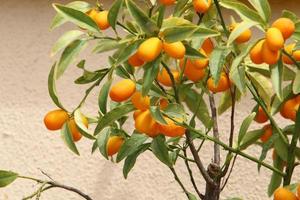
0 0 299 199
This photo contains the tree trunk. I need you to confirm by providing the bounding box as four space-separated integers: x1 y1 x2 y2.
204 163 221 200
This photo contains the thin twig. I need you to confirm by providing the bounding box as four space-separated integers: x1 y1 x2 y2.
161 61 180 103
221 155 237 191
209 93 220 166
169 167 190 199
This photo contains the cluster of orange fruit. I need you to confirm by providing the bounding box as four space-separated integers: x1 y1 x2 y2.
109 79 186 138
253 94 300 144
274 185 300 200
44 109 124 156
250 18 297 65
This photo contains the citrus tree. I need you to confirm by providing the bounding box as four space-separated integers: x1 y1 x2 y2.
2 0 300 199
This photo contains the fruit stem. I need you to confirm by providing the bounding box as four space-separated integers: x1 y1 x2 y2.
213 0 229 37
161 61 180 103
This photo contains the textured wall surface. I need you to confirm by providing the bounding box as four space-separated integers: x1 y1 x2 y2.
0 0 299 199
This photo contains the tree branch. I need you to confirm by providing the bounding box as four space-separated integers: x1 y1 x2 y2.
209 93 220 166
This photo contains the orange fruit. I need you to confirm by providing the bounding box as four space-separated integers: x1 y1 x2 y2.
260 124 272 143
158 117 186 137
255 106 268 123
266 28 284 51
159 0 176 5
179 59 206 82
131 91 150 111
159 98 169 109
133 110 143 120
280 98 299 121
44 109 69 131
229 23 252 44
250 40 264 64
137 37 163 62
107 136 124 156
109 79 136 102
128 52 144 67
273 187 298 200
87 9 98 19
261 41 280 65
163 41 186 59
157 68 179 87
192 49 209 69
135 110 159 137
282 43 300 64
193 0 212 13
68 116 88 142
272 18 295 40
207 73 230 93
201 38 214 55
93 10 110 30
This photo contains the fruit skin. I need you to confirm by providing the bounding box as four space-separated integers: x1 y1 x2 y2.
133 110 143 120
282 43 300 64
266 28 284 51
137 37 163 62
44 109 69 131
159 99 169 109
193 0 212 13
163 41 186 59
193 49 209 69
109 79 136 102
159 0 176 5
107 136 124 156
68 116 88 142
158 117 186 137
272 18 295 40
128 52 144 67
157 68 179 87
201 38 214 55
280 98 299 121
131 91 150 111
260 124 272 143
207 73 230 93
179 59 206 82
230 23 252 44
250 40 264 64
273 187 298 200
135 110 159 137
93 11 110 30
255 106 268 123
87 9 98 19
261 41 280 65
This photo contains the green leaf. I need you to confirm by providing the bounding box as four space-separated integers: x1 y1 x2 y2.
123 143 150 179
157 6 165 29
239 129 264 150
114 40 141 66
75 69 108 84
108 0 124 30
117 133 148 162
293 69 300 94
271 84 292 115
227 21 258 46
150 106 168 125
184 44 206 59
126 0 159 35
97 128 111 159
191 27 220 39
270 60 283 101
0 170 18 188
282 10 298 22
247 71 273 107
248 0 271 23
238 112 256 146
151 135 172 167
258 134 275 171
56 39 88 79
209 47 230 85
61 122 80 155
51 30 84 57
268 157 284 196
220 0 265 26
173 0 189 17
187 193 198 200
74 109 95 140
142 57 161 95
163 103 186 121
48 63 65 109
93 39 124 54
94 103 136 135
218 89 241 115
50 1 92 30
53 4 100 32
274 135 288 162
162 26 199 43
98 80 112 114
